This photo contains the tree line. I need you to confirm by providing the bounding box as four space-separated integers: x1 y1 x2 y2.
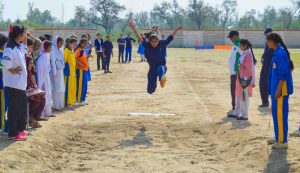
0 0 300 34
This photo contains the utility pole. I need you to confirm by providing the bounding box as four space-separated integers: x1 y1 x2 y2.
62 0 64 23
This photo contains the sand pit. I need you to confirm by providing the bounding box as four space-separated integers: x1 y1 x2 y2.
0 48 299 173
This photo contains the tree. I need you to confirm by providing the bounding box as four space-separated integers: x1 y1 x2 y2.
121 11 134 32
86 0 125 34
260 6 277 28
220 0 238 28
0 0 3 23
74 6 88 28
150 2 174 28
26 2 57 25
134 11 150 28
237 9 260 29
187 0 211 29
169 0 185 25
286 0 300 29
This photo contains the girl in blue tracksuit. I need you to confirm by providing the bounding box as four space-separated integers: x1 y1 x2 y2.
267 33 294 149
128 21 183 94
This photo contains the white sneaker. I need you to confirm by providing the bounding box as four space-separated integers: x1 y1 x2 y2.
267 138 276 145
272 143 288 149
290 130 300 137
80 101 88 106
227 110 234 116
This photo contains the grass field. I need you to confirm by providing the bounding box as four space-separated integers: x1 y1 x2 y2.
0 48 300 173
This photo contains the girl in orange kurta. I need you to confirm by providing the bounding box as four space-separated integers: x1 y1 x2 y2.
233 39 256 120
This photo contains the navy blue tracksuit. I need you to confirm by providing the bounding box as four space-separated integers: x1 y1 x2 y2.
142 35 173 94
125 38 136 62
259 44 274 105
117 38 125 63
103 41 113 71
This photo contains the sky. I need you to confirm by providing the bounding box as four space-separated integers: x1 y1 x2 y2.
1 0 293 22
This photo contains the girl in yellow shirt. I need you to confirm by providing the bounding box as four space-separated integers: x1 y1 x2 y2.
64 38 77 109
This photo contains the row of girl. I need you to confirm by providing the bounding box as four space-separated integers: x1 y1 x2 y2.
0 25 98 141
226 30 297 149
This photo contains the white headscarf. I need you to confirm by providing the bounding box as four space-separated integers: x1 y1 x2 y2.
50 37 65 75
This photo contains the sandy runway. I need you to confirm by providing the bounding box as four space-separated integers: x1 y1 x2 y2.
0 48 299 173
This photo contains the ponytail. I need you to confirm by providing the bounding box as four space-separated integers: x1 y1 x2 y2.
280 41 294 71
267 33 294 71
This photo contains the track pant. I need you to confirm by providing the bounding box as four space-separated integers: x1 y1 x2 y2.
87 68 91 81
0 89 8 132
233 88 249 118
271 96 289 143
105 55 111 71
118 48 125 63
259 71 269 105
125 47 132 62
5 87 27 137
147 63 166 94
96 52 105 70
65 76 76 106
230 75 237 110
140 54 146 62
76 69 88 103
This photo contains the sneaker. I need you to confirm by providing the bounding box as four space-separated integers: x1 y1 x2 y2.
259 104 269 108
160 75 167 88
8 134 27 141
80 101 88 106
272 143 288 149
227 111 237 118
290 130 300 137
267 138 276 145
19 130 29 136
227 110 234 116
237 117 248 121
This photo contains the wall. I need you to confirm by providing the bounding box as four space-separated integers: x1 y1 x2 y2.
1 28 300 48
142 29 300 48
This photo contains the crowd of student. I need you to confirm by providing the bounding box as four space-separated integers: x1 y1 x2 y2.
226 28 300 149
0 23 181 141
0 25 119 141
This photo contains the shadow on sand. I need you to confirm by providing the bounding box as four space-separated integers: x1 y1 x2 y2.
0 132 14 151
118 126 153 147
263 149 290 173
216 117 251 130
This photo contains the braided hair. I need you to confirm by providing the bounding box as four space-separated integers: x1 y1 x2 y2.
240 39 257 65
267 33 294 71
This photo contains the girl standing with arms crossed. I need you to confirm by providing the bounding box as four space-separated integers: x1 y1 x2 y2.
267 33 294 149
128 21 183 94
2 25 29 140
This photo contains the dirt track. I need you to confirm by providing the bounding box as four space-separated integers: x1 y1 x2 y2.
0 48 299 173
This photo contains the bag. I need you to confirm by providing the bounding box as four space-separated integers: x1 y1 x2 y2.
238 74 252 101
